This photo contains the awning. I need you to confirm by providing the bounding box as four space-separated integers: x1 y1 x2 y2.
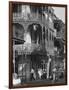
13 37 25 44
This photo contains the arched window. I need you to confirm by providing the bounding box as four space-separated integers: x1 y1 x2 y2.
28 24 42 44
13 23 24 39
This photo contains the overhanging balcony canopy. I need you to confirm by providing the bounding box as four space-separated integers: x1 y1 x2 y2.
13 38 25 44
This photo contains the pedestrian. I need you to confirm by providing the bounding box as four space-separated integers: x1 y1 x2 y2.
30 68 36 81
38 68 43 79
13 73 21 85
52 67 57 81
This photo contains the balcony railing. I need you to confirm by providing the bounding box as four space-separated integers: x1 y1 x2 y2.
13 12 44 23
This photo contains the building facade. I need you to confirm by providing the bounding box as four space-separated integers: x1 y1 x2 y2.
13 4 57 82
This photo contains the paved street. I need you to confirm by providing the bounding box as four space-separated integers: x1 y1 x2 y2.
21 78 65 85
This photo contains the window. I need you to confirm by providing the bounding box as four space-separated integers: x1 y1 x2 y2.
43 6 45 11
13 4 22 13
50 32 51 40
43 27 45 41
52 35 54 41
45 7 48 12
15 30 19 37
46 29 48 41
30 6 37 13
49 28 54 41
49 17 53 22
49 10 51 13
15 50 18 57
